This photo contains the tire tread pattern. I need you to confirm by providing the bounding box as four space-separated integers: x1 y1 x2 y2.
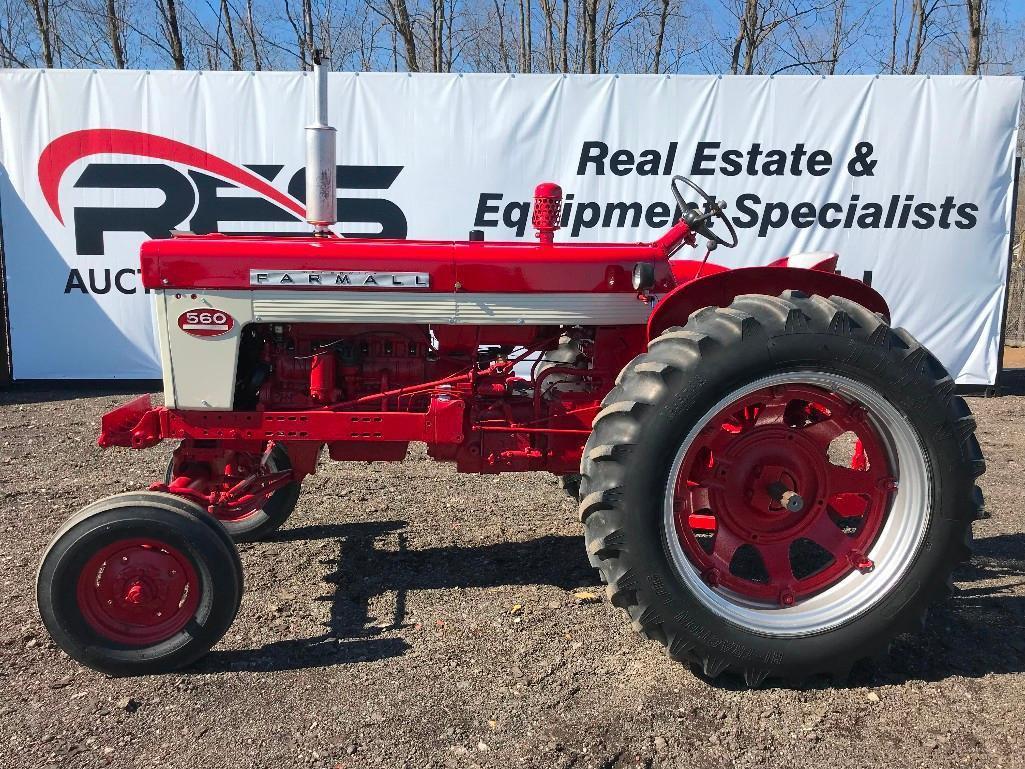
578 291 985 685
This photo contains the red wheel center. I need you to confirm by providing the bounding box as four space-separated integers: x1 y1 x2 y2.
124 580 149 605
718 431 826 532
673 384 894 605
76 539 200 645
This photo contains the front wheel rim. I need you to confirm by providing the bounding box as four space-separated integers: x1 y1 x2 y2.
76 538 201 645
663 371 930 637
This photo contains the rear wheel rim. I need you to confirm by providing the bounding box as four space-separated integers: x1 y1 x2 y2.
76 538 200 645
663 371 930 637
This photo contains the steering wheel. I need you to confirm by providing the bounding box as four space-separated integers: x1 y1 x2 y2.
670 175 738 249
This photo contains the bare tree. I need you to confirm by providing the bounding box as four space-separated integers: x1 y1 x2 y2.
26 0 55 66
282 0 312 68
538 0 557 70
384 0 418 70
885 0 949 74
560 0 569 70
219 0 242 69
243 0 262 69
518 0 532 71
103 0 126 66
493 0 511 70
723 0 842 75
429 0 446 71
0 0 1021 77
582 0 596 72
302 0 314 64
155 0 186 68
652 0 670 73
826 0 845 73
965 0 982 73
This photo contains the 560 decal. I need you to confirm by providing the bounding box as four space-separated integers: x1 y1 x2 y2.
39 129 408 295
177 309 235 338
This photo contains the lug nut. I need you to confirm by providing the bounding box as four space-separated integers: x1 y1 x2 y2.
850 551 875 573
703 568 721 587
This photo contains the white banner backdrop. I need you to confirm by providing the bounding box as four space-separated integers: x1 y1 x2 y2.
0 70 1020 383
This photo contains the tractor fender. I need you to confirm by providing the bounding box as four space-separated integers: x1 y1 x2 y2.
647 266 890 341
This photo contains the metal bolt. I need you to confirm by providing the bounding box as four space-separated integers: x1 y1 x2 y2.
169 570 177 577
779 588 796 607
703 568 721 587
768 482 804 513
121 556 129 562
850 551 875 573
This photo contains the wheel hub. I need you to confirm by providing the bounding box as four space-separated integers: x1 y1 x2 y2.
76 538 200 645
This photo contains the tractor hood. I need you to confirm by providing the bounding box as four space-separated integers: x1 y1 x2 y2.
140 233 675 294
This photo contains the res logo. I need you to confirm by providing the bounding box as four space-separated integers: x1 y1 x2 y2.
177 309 235 338
38 129 408 258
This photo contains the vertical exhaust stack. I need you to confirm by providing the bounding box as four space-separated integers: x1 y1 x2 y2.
305 49 337 235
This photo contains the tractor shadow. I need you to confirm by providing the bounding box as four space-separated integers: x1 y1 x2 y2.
866 531 1025 685
197 520 599 674
198 520 1025 685
719 531 1025 690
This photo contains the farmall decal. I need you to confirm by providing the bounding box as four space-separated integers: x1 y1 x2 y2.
37 129 408 296
250 270 430 288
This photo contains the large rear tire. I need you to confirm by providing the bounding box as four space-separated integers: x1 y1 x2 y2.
579 291 985 686
37 492 243 676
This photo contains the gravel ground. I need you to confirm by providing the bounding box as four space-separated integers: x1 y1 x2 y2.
1 387 1023 769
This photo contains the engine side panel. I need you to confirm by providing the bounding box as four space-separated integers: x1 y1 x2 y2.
159 288 650 409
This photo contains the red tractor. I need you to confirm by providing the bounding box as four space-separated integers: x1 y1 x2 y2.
36 60 984 686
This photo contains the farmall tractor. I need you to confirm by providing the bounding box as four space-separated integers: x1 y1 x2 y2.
37 59 985 686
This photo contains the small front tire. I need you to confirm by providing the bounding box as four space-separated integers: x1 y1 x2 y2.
37 492 243 676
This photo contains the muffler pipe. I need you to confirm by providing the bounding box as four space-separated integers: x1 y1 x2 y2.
305 49 337 234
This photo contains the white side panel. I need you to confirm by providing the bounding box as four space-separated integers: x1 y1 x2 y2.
163 292 254 409
153 292 176 408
